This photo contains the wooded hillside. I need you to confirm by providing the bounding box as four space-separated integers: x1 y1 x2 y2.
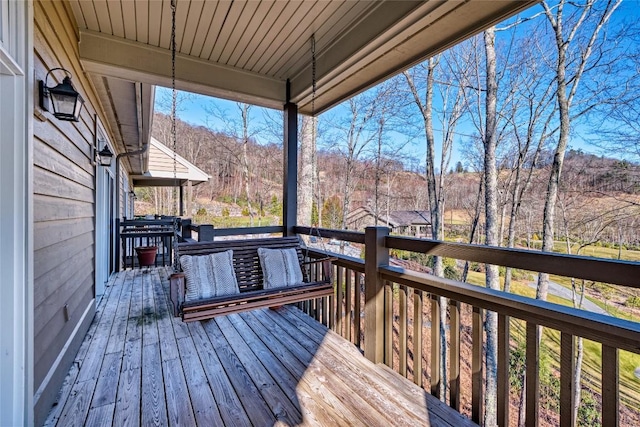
147 112 639 248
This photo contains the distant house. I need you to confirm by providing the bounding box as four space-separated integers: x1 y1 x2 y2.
346 207 432 237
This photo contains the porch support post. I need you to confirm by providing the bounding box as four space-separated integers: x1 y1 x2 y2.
364 226 390 363
283 101 298 236
179 184 184 216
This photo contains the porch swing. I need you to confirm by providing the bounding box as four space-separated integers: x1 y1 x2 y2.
166 3 334 322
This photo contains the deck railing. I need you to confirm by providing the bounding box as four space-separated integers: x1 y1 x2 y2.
116 218 177 270
293 226 640 426
167 221 640 425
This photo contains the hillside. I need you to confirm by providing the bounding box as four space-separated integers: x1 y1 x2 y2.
146 112 640 248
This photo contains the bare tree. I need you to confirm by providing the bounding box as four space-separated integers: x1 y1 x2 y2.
298 115 317 226
537 0 623 302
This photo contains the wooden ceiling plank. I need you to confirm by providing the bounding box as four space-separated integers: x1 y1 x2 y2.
232 0 288 69
218 1 272 66
239 1 301 71
68 1 87 29
251 1 316 73
175 0 191 52
279 0 372 81
208 0 250 62
199 1 232 61
147 0 162 46
180 0 206 55
187 0 218 57
265 0 340 79
158 0 173 49
92 0 112 34
121 0 136 40
78 0 99 30
106 0 124 38
256 1 323 75
135 0 149 44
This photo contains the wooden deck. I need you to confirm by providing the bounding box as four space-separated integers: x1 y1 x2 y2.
44 267 476 427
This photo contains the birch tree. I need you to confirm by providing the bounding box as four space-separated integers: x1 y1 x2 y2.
536 0 622 302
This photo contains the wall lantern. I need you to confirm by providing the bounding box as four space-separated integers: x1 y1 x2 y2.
38 68 85 122
129 190 137 200
97 144 113 167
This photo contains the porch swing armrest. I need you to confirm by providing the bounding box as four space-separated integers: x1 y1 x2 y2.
169 272 185 317
301 257 337 283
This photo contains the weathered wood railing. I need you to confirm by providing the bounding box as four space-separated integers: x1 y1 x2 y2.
293 225 640 426
116 218 177 270
178 219 284 243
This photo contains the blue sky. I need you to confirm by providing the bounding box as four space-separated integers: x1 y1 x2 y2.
155 0 640 170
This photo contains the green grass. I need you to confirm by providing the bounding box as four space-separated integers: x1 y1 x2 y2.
193 214 281 229
464 269 640 413
527 240 640 262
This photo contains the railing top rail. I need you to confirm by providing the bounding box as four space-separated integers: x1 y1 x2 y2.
295 226 366 244
307 248 365 272
386 235 640 288
121 218 176 227
381 265 640 353
211 225 284 237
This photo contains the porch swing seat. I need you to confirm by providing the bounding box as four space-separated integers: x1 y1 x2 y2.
169 236 334 322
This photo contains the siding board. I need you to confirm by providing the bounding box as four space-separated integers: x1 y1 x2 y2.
34 285 94 387
33 167 93 205
34 194 94 223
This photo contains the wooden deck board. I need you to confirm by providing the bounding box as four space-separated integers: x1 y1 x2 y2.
47 267 477 427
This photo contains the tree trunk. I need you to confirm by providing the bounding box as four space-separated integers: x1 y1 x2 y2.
483 26 500 427
298 116 316 226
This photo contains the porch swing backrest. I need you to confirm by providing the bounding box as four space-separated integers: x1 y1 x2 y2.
169 236 334 322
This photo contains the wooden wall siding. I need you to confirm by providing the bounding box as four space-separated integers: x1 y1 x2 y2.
33 1 114 424
149 144 189 173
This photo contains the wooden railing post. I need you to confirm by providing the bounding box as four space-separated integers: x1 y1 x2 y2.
115 218 121 272
198 224 214 242
181 218 192 241
364 226 389 364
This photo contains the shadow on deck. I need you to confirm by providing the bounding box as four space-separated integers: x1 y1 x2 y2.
44 267 475 426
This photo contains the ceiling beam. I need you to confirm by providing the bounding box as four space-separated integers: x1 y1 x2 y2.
79 29 287 110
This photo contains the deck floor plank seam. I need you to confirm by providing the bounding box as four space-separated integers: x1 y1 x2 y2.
242 309 369 427
216 314 304 424
174 335 225 426
202 319 278 426
187 321 253 426
257 308 427 427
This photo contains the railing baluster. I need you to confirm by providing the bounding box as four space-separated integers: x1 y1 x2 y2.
384 281 393 367
602 345 619 427
413 289 423 387
337 266 344 336
345 268 352 342
560 332 576 427
449 299 461 411
431 294 441 398
526 323 540 427
498 313 510 426
354 273 362 347
399 284 407 377
472 306 483 424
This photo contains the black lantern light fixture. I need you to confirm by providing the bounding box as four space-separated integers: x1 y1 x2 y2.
129 190 137 200
97 144 113 167
39 68 85 122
